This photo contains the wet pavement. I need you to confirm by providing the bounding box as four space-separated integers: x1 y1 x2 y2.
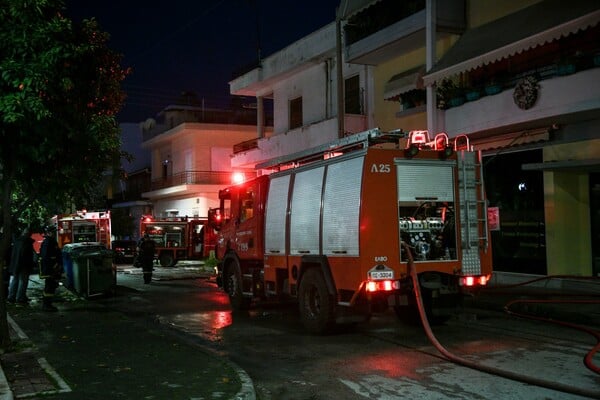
0 264 598 400
0 263 254 400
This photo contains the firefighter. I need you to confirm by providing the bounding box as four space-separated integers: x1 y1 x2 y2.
138 234 155 284
40 225 62 311
7 226 35 305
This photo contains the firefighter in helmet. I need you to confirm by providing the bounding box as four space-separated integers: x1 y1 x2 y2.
137 233 156 284
40 225 62 311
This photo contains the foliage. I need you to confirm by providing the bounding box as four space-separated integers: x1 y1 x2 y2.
0 0 130 349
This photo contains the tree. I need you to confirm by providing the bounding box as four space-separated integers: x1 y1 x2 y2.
0 0 129 349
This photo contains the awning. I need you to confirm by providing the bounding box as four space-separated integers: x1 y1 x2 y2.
423 0 600 85
384 66 425 101
472 129 549 152
522 159 600 173
337 0 383 20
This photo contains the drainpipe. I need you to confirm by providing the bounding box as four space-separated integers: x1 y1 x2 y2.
426 0 437 133
257 95 264 139
336 7 345 138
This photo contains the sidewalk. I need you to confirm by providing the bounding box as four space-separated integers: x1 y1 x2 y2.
0 266 255 400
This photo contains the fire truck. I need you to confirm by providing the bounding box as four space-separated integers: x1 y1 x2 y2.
209 128 493 333
53 210 112 249
140 216 217 267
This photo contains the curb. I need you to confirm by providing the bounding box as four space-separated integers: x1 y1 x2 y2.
0 359 13 400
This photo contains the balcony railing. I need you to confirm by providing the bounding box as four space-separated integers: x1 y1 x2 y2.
233 138 259 154
150 170 256 191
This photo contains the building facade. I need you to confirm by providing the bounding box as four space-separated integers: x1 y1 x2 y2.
229 0 600 277
229 22 375 170
140 104 266 219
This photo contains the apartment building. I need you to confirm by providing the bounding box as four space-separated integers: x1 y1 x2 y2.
229 0 600 277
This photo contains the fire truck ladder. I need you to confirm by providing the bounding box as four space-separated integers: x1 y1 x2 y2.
457 151 489 274
255 128 405 170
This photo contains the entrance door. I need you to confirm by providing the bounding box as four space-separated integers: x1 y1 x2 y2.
483 149 546 274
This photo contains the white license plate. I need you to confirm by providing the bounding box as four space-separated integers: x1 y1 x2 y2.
370 271 394 280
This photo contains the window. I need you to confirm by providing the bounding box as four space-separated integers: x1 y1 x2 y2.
345 75 362 115
289 97 303 129
240 188 254 223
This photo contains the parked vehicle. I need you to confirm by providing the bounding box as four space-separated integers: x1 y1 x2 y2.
111 240 137 264
209 128 493 333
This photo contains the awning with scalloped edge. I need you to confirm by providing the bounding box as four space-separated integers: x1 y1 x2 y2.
423 0 600 86
336 0 383 20
384 66 425 101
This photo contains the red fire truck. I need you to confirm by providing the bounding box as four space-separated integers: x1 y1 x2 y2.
209 128 493 333
140 216 217 267
53 210 112 249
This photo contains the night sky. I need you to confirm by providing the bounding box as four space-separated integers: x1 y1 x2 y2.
65 0 340 122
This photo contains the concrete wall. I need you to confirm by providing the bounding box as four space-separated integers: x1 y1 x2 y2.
543 139 599 276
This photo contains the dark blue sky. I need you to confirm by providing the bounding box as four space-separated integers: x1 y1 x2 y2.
65 1 340 122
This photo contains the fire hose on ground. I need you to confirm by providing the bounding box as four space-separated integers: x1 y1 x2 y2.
402 242 600 399
477 274 599 375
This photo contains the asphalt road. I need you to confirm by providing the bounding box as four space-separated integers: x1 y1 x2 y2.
110 265 599 400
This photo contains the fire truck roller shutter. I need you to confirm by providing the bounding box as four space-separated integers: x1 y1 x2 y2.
290 166 324 255
322 156 363 256
264 175 290 255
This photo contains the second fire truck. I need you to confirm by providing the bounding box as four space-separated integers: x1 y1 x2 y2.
140 216 217 267
210 128 493 333
53 210 112 249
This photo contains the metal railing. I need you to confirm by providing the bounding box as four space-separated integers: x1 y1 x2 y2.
150 170 255 190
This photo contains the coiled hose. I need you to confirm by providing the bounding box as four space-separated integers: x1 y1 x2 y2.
403 242 600 399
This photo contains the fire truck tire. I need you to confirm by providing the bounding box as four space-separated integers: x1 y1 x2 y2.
159 252 175 267
224 259 250 310
298 268 336 334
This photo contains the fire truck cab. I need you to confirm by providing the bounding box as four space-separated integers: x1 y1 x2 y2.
140 216 216 267
210 128 493 333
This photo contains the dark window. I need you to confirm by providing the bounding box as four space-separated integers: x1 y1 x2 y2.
290 97 303 129
240 188 254 223
345 75 362 115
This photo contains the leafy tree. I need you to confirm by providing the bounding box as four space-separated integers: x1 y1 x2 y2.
0 0 129 349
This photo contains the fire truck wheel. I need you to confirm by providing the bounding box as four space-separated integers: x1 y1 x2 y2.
159 252 175 267
225 259 250 310
298 268 336 334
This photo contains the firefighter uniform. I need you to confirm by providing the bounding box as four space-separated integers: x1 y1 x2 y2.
40 226 62 311
138 234 155 284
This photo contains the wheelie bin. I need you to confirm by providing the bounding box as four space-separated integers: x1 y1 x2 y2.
65 243 116 298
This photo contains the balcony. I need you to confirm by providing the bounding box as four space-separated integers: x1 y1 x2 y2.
230 114 369 169
344 0 465 65
150 170 255 191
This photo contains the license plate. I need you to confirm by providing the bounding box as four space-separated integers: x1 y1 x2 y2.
370 270 394 280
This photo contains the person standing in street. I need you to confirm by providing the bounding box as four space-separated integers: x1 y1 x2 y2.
39 225 62 311
138 233 155 284
7 226 36 305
